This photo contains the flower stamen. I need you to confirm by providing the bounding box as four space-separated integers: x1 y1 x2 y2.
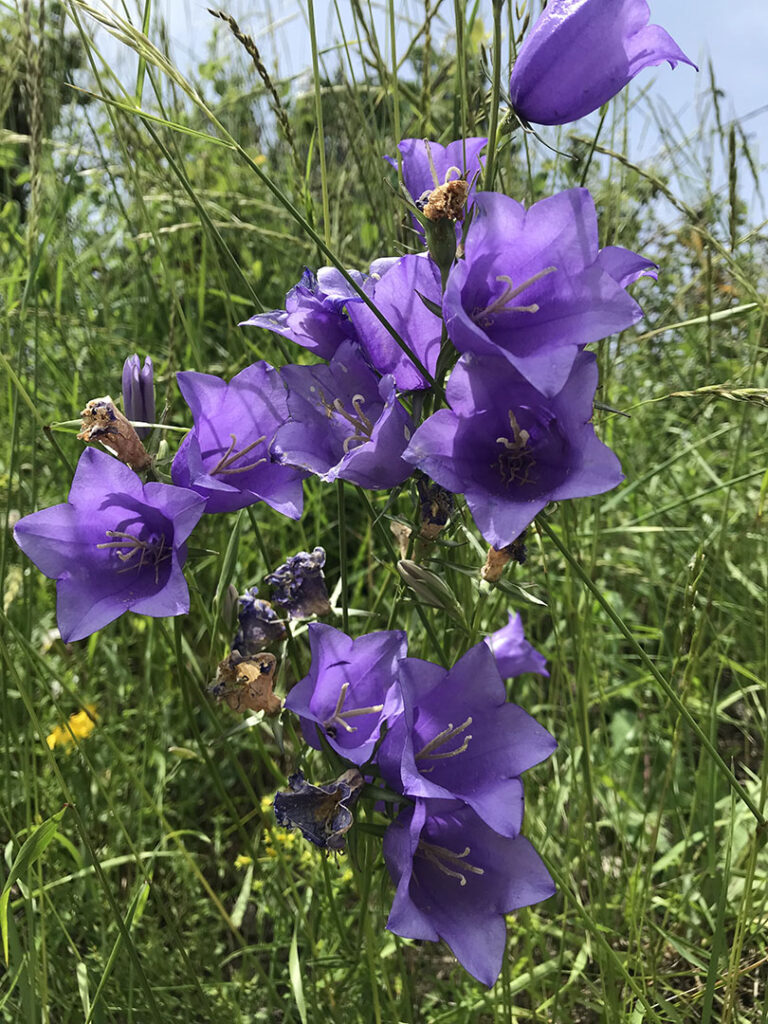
418 840 484 886
415 716 473 761
323 681 384 735
474 266 557 323
210 434 267 475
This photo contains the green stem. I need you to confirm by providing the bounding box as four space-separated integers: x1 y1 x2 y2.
483 0 505 191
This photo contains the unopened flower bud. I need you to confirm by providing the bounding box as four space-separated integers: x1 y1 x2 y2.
397 559 464 623
77 396 151 471
122 355 155 439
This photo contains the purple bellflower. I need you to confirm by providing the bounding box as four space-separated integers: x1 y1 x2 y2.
273 340 415 490
508 0 696 127
284 623 406 765
239 267 366 360
346 254 443 391
122 354 155 439
404 350 624 549
485 612 548 678
13 447 205 643
384 799 555 987
266 546 331 618
443 189 658 397
377 641 555 837
171 362 306 517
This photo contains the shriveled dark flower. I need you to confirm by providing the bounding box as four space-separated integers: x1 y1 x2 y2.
384 799 555 986
171 362 306 517
508 0 695 127
78 396 151 471
122 354 155 439
266 546 331 619
211 652 281 716
274 769 364 851
385 137 487 210
239 267 366 360
284 623 406 765
273 340 415 490
231 587 287 659
416 478 454 541
13 447 205 642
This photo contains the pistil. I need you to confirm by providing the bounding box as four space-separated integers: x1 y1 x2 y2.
418 840 485 886
210 434 267 475
475 266 557 322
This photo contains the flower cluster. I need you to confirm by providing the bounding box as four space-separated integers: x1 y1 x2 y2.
282 622 554 986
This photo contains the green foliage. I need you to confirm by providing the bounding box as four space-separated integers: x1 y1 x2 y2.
1 1 767 1021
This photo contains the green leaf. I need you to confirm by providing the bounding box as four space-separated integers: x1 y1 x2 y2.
1 807 67 964
289 922 307 1024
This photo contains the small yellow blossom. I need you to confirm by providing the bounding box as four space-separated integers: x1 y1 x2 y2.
260 795 273 815
46 705 98 750
234 854 253 870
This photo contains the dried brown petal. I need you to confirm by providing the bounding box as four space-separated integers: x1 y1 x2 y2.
78 396 151 471
211 652 282 716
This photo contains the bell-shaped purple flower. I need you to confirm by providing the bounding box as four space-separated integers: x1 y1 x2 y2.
346 254 443 391
13 447 205 643
508 0 696 127
273 340 415 490
378 641 555 837
485 612 548 678
384 799 555 987
284 623 406 765
266 546 331 619
404 350 623 549
239 267 366 360
122 354 155 439
171 361 306 517
443 189 658 397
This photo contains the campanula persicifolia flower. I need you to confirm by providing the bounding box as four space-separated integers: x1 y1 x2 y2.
266 546 331 618
171 362 306 517
508 0 696 126
273 340 415 490
378 641 555 837
384 799 555 987
442 189 658 396
240 267 367 361
404 351 623 549
231 587 287 659
13 447 205 643
346 255 443 391
386 137 487 209
122 354 155 438
274 769 363 852
485 612 548 678
284 623 406 765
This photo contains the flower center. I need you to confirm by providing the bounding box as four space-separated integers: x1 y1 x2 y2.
415 716 473 770
96 529 170 584
473 267 557 326
494 410 536 487
323 682 384 738
417 839 485 886
319 392 374 453
210 434 267 475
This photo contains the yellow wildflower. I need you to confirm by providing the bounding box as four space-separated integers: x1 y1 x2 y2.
46 705 98 750
234 854 253 870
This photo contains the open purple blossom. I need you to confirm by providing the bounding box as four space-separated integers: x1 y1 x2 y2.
266 546 331 618
378 641 555 837
273 340 415 490
346 254 443 391
384 799 555 987
13 447 205 643
231 587 286 658
284 623 406 765
443 189 658 396
171 362 306 517
485 612 548 678
121 354 155 439
385 137 487 207
404 350 623 549
508 0 696 127
239 267 367 361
